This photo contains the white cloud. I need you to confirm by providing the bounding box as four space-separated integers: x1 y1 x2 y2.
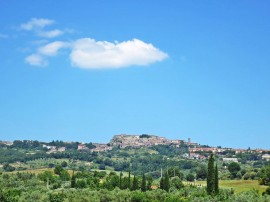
37 29 64 38
25 41 69 66
70 38 168 69
20 19 168 68
20 18 54 31
20 18 64 39
38 41 69 56
25 54 47 66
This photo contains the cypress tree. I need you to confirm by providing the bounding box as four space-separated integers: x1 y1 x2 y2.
132 175 139 190
71 169 76 188
119 171 123 189
128 170 131 190
214 163 219 194
207 154 215 195
141 174 147 192
71 175 76 188
147 176 153 190
160 177 164 190
164 171 170 192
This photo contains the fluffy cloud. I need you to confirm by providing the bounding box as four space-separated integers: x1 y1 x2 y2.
38 41 69 56
25 54 46 66
70 38 168 69
25 41 69 66
20 18 54 31
37 29 64 38
20 18 64 39
25 38 168 68
21 18 168 68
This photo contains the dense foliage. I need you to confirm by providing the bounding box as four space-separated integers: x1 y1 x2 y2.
1 140 270 201
0 169 269 202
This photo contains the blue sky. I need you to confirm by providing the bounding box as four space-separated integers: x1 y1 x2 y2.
0 1 270 149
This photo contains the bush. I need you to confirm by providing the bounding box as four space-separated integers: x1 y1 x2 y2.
265 187 270 195
171 177 184 189
186 173 195 182
228 162 241 178
61 161 68 167
243 173 250 180
76 179 87 189
131 191 145 202
3 163 15 172
49 192 65 202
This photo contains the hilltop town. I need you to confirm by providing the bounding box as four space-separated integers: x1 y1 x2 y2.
2 134 269 162
1 133 270 201
76 134 270 162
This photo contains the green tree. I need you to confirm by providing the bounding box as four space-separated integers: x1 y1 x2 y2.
168 167 184 180
170 176 184 190
3 163 15 172
160 177 164 190
186 173 195 182
265 187 270 195
61 161 68 168
54 165 64 175
121 176 130 189
164 171 170 192
141 174 146 192
71 174 76 188
147 175 153 190
119 171 123 189
38 170 56 184
59 170 70 181
207 154 215 195
214 163 219 194
76 179 87 189
259 165 270 185
228 162 241 178
196 165 207 180
128 170 131 190
132 175 139 190
49 192 65 202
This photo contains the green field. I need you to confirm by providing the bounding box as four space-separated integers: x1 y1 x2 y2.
7 168 270 195
195 180 268 194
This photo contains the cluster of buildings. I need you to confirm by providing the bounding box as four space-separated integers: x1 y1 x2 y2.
109 134 198 148
1 135 270 162
189 146 269 155
78 143 112 152
75 134 199 153
42 145 66 154
187 147 270 161
0 141 13 146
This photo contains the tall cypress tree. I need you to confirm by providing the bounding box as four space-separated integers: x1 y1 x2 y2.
71 174 76 188
132 175 139 190
141 174 146 192
71 170 76 188
128 170 131 190
160 177 164 190
207 154 215 195
214 163 219 194
119 171 123 189
164 171 170 192
147 176 153 190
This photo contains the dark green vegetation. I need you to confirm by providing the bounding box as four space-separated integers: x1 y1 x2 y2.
0 140 270 201
0 168 270 202
207 154 219 195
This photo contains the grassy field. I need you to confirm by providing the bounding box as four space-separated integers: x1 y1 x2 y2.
194 180 268 194
10 168 55 174
10 168 131 177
